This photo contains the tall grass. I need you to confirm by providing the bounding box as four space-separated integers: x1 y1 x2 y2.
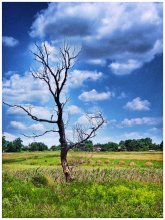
4 166 163 184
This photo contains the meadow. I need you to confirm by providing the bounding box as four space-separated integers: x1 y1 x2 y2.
2 151 163 218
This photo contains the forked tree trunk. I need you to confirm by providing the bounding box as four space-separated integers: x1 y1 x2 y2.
61 148 73 182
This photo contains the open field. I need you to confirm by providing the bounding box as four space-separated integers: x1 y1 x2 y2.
2 151 163 218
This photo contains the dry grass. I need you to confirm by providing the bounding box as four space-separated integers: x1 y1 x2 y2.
3 151 163 162
96 160 102 165
145 162 153 167
129 162 136 166
118 161 126 166
3 166 163 184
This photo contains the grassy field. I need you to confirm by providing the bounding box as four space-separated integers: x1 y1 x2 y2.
2 151 163 218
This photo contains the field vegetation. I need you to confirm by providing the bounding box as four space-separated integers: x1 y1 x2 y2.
2 150 163 218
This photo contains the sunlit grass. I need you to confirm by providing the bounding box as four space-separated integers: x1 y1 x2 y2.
2 151 163 218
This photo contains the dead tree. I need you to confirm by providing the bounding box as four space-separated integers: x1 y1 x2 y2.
3 42 104 182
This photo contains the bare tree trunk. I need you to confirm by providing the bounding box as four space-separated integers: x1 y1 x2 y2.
58 108 74 182
60 147 73 182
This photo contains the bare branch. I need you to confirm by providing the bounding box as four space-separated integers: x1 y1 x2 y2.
22 129 59 138
3 101 58 124
69 112 105 150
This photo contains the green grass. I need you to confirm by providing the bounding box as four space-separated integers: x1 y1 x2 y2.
3 150 163 169
2 173 162 218
2 151 163 218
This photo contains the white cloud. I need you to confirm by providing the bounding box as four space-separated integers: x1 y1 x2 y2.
76 115 90 126
109 59 142 75
7 105 55 120
68 70 102 88
30 123 45 131
79 89 112 102
10 121 26 130
121 117 162 127
2 132 17 142
3 72 50 104
87 59 106 66
120 132 143 140
67 105 81 114
124 97 151 111
10 120 45 132
2 36 19 47
3 71 18 78
29 2 162 75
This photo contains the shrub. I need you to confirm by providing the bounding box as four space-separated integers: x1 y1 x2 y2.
31 174 48 187
105 160 110 164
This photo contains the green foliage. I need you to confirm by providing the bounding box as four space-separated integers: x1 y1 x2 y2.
99 142 118 151
29 142 48 151
119 138 162 152
50 145 61 151
3 137 23 152
2 136 7 152
77 140 94 151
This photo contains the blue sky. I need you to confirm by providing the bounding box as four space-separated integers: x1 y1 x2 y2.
2 2 163 147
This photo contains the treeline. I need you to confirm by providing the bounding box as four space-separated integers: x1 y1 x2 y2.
2 136 48 152
2 136 163 153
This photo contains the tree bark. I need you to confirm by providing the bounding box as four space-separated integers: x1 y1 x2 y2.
60 148 73 182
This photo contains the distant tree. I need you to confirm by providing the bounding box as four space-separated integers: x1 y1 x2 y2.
12 138 23 152
2 136 7 152
50 145 61 151
100 142 118 151
159 141 163 151
78 140 93 151
29 142 48 151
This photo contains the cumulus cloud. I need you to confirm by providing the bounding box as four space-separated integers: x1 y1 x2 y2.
29 123 45 131
79 89 112 102
121 117 162 127
3 72 50 104
87 59 106 66
2 36 19 47
10 121 26 130
109 60 142 75
124 97 151 111
67 105 81 114
68 70 102 88
2 132 17 142
29 2 162 75
6 104 55 121
10 120 45 132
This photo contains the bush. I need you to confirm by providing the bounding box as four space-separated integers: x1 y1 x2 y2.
31 174 48 187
